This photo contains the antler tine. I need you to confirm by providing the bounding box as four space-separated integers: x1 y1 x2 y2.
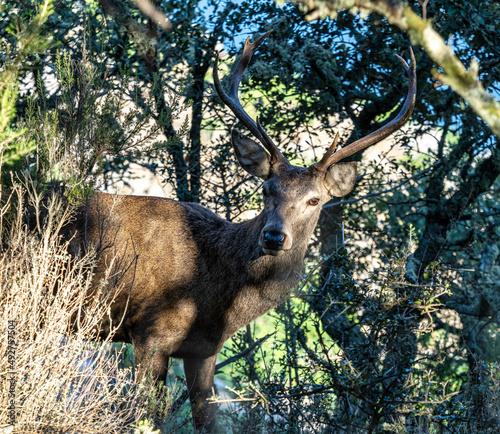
314 133 339 172
313 47 417 171
213 30 287 165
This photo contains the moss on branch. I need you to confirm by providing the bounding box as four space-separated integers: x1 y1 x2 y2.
286 0 500 137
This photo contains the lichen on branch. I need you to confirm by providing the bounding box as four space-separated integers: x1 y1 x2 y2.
285 0 500 138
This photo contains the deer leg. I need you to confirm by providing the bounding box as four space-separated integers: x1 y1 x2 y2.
132 340 170 384
183 355 217 432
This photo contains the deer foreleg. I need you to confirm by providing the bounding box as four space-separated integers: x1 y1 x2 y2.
183 355 217 432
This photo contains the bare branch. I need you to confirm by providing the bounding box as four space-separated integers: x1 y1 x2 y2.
215 333 275 374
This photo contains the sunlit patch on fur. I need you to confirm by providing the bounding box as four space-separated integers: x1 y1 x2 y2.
262 248 286 256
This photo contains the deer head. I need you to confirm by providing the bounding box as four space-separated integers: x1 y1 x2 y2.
214 31 416 256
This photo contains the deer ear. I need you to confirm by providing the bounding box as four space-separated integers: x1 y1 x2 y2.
324 162 357 197
232 129 271 180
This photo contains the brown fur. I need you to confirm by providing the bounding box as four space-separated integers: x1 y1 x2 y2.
71 156 357 431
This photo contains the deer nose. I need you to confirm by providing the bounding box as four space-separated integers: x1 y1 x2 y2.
262 230 287 250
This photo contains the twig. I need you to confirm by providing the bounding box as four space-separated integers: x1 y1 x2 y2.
323 163 437 209
417 0 429 20
215 333 275 374
208 397 257 404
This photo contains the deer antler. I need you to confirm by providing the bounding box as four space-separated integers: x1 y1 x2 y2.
313 48 417 172
213 30 288 166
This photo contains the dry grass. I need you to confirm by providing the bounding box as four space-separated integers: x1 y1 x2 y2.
0 187 170 433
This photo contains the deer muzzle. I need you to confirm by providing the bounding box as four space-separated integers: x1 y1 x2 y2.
260 228 292 256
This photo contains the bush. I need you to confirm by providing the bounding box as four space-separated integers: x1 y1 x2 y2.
216 244 500 433
0 185 168 433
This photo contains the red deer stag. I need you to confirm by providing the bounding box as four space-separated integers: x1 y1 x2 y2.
75 31 416 431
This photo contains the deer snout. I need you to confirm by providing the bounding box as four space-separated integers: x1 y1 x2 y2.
260 228 292 256
264 231 286 248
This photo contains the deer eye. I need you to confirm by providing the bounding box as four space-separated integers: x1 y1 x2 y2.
308 198 320 206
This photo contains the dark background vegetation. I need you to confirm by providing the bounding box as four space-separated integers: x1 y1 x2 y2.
1 0 499 432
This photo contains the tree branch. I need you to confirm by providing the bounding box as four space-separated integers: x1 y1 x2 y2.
323 162 437 209
215 333 275 375
132 0 172 30
286 0 500 138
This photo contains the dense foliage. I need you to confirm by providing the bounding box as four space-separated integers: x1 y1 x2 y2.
1 0 499 432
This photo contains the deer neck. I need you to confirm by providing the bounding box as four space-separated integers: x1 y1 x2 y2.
212 210 315 340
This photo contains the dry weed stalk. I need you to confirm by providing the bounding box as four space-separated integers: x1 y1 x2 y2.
0 187 169 433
